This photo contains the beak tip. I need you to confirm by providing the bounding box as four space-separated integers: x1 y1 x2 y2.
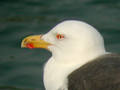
21 41 25 48
21 44 23 48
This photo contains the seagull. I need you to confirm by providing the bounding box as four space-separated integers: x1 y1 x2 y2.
21 20 120 90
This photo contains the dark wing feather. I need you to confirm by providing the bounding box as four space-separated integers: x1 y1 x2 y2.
68 54 120 90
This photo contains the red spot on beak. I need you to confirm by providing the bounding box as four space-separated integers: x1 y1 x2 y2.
26 43 34 49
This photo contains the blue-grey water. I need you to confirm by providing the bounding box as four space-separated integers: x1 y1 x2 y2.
0 0 120 90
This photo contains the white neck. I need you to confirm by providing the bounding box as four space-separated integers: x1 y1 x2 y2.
43 49 107 90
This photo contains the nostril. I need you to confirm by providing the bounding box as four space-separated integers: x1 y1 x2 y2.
31 39 36 41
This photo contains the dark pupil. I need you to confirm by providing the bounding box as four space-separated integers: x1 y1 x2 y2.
59 35 61 38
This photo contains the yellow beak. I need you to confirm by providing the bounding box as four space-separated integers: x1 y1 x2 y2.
21 35 51 49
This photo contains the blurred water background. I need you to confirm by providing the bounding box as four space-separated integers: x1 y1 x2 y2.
0 0 120 90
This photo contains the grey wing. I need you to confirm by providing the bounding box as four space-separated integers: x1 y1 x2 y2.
68 54 120 90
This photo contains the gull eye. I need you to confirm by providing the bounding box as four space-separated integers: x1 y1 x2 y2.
56 34 64 40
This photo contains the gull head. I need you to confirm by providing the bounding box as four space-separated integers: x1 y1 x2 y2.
21 20 106 61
